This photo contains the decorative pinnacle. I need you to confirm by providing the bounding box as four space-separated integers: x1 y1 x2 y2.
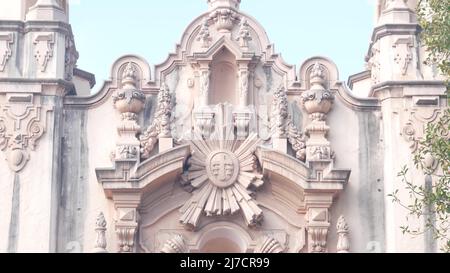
121 62 138 89
207 0 241 11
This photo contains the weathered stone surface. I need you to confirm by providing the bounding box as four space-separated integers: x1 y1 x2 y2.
0 0 447 253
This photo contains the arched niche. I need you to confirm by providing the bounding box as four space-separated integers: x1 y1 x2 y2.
210 47 237 105
193 224 251 253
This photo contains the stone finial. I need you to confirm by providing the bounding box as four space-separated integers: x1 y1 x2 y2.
310 62 327 90
26 0 67 22
207 0 241 11
301 62 334 118
121 62 139 89
336 215 350 253
93 212 108 253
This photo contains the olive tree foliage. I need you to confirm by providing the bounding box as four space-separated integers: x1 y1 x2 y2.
389 0 449 252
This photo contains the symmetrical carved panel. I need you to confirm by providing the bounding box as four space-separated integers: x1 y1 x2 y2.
34 33 55 72
393 38 414 76
0 99 50 172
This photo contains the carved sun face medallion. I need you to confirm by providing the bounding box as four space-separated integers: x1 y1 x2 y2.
206 150 240 188
180 133 265 231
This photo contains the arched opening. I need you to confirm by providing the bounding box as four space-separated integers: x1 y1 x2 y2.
195 225 249 253
210 47 237 105
200 238 242 253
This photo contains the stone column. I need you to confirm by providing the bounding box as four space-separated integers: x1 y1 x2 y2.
199 64 211 107
238 63 249 107
195 63 215 139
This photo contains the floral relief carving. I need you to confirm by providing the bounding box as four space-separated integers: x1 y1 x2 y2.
236 19 252 49
140 84 173 159
197 18 212 48
401 108 442 153
34 33 55 72
180 133 264 230
0 33 14 72
271 86 307 162
271 86 289 138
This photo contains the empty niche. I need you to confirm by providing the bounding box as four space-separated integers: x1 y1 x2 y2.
210 47 237 106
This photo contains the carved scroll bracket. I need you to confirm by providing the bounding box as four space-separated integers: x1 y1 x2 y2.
113 192 141 253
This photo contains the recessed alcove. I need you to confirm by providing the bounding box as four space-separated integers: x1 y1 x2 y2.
210 47 238 105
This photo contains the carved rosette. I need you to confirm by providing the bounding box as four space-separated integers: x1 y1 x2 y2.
180 133 264 230
336 215 350 253
140 84 173 159
0 104 48 172
161 235 188 253
93 212 108 253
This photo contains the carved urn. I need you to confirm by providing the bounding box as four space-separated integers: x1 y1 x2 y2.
113 62 146 115
301 62 334 119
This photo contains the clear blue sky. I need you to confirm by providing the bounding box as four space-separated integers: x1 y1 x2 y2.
69 0 375 92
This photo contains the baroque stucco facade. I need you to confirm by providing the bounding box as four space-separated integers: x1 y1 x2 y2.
0 0 447 253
